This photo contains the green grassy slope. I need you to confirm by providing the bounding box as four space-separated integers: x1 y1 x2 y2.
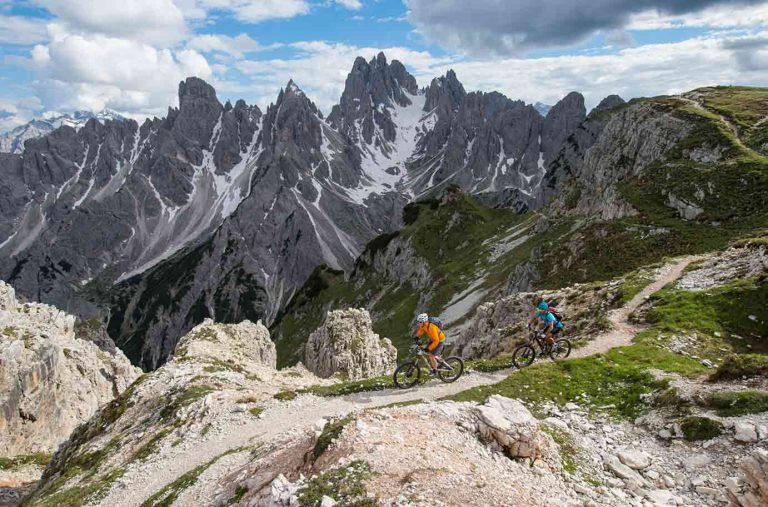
271 190 555 366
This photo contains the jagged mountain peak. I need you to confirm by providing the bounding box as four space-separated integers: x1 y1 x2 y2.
546 91 585 118
592 94 626 115
424 69 466 112
178 76 219 104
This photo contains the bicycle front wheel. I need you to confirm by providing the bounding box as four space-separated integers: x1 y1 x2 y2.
437 356 464 383
549 339 572 361
512 344 536 368
393 361 421 389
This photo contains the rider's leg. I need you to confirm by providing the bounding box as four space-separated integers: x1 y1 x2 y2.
427 353 437 370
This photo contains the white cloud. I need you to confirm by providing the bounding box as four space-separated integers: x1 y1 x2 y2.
193 0 310 23
627 4 768 30
36 0 188 46
31 25 211 115
235 41 453 112
233 32 768 114
446 32 768 110
0 96 44 132
0 15 49 45
188 33 280 57
334 0 363 9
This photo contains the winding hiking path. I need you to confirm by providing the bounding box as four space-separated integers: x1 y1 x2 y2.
572 256 699 358
100 256 699 507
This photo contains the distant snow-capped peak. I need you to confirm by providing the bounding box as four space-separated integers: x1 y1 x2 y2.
0 109 126 154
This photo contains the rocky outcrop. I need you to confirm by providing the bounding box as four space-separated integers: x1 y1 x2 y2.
173 318 276 369
0 281 140 456
304 308 397 380
677 243 768 291
667 193 704 220
730 449 768 507
474 395 548 460
540 100 692 219
453 281 620 359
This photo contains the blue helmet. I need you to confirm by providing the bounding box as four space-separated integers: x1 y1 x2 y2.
537 301 549 312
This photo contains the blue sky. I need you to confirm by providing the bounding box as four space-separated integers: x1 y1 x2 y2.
1 0 767 131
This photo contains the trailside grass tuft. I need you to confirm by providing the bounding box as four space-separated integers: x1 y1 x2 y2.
706 391 768 417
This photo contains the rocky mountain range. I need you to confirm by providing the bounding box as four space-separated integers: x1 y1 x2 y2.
0 53 596 369
0 110 125 155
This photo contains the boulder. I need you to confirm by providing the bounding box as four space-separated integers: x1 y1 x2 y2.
304 309 397 380
730 449 768 507
734 422 759 443
618 449 652 470
473 396 547 460
0 281 141 456
604 455 649 488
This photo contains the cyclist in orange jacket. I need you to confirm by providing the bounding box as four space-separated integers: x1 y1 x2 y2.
415 313 445 377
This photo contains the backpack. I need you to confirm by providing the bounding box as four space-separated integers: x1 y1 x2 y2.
427 316 443 329
548 307 564 325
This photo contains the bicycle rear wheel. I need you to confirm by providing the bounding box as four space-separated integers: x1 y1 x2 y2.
437 357 464 383
549 339 572 361
512 344 536 368
393 361 421 389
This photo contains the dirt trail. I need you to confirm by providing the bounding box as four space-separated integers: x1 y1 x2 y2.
99 256 699 507
572 256 699 358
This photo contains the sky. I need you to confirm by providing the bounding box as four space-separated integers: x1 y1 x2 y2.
1 0 767 132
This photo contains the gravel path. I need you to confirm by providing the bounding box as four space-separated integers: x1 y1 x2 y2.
572 256 699 358
100 256 698 506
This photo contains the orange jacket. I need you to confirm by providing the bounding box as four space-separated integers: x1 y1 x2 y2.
416 322 445 351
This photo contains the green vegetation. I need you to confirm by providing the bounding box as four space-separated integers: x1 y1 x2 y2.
300 375 393 397
24 437 124 507
202 358 245 374
636 276 768 362
131 428 172 462
313 416 353 460
465 355 514 373
25 375 150 505
160 384 215 420
540 426 577 474
445 345 705 419
224 485 249 506
710 354 768 381
27 467 126 507
697 87 768 154
140 448 246 507
248 406 264 417
617 265 660 304
273 390 297 401
0 453 52 471
295 461 376 507
680 416 723 441
707 391 768 417
270 191 554 366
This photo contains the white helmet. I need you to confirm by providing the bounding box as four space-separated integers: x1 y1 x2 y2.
416 313 429 324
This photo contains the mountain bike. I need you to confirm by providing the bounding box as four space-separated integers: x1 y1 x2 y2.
393 344 465 389
512 329 571 369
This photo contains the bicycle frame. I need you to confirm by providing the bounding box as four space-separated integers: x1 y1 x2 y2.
409 346 455 371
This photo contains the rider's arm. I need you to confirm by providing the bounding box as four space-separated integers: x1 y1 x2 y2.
545 319 554 337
